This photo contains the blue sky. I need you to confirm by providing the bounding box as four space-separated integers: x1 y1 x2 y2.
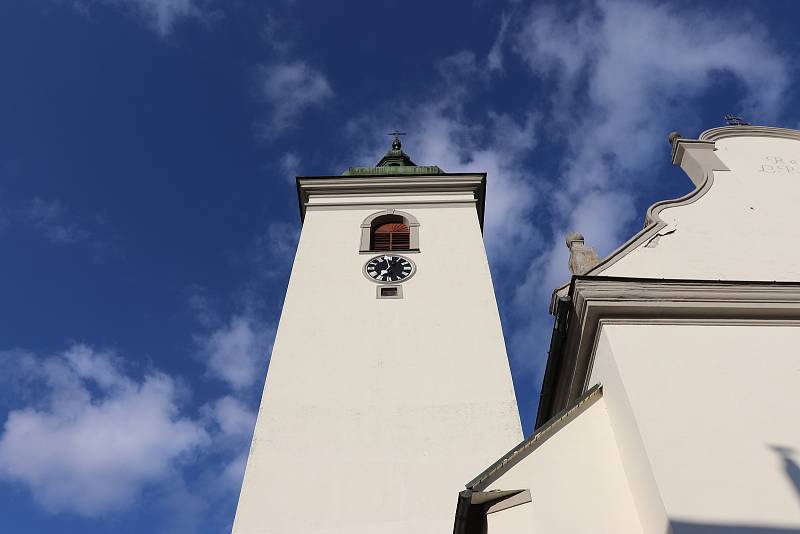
2 0 800 532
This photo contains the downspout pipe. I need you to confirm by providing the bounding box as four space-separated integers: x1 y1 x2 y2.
452 490 472 534
452 490 489 534
534 293 572 429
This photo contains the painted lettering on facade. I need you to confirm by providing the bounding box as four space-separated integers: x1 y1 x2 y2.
758 155 800 174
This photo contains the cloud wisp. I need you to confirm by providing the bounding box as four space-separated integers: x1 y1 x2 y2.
69 0 219 36
25 197 91 245
195 314 274 392
254 62 334 140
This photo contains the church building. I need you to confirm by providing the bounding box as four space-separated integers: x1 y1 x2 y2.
233 125 800 533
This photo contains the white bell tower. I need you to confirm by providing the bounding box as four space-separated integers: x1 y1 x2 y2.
232 136 523 534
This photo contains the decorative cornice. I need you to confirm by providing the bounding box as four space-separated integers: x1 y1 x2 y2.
295 173 487 229
540 277 800 426
699 124 800 143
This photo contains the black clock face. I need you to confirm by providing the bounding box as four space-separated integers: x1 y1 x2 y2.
365 255 414 283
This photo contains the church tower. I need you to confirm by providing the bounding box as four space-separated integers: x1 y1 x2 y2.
232 136 523 533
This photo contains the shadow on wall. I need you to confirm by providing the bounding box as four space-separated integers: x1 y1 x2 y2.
771 444 800 507
670 445 800 534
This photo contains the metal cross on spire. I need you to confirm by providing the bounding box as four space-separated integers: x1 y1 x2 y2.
388 130 406 150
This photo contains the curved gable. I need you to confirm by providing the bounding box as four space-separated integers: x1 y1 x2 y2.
592 126 800 281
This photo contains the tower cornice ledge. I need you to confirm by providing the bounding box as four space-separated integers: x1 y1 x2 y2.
537 276 800 428
296 172 487 229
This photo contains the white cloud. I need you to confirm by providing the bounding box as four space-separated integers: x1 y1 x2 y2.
207 395 256 439
0 345 208 516
72 0 218 36
255 61 334 139
195 315 273 391
221 452 248 489
407 105 541 261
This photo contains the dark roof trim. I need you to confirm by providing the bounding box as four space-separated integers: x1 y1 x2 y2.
452 489 532 534
466 383 603 492
535 294 571 428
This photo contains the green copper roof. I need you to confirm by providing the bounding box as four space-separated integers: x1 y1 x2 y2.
342 133 443 176
342 164 443 176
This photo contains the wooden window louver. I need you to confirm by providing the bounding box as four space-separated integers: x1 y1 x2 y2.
372 222 410 251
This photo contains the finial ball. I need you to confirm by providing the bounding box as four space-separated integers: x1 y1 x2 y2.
668 131 681 145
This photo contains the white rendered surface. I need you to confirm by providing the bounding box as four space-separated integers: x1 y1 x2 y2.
232 185 522 533
604 134 800 280
485 397 643 534
590 324 800 532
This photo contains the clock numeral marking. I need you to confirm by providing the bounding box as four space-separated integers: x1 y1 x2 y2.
366 255 413 284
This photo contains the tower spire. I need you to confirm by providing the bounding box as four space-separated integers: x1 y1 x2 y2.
376 130 416 167
341 131 444 176
388 130 406 151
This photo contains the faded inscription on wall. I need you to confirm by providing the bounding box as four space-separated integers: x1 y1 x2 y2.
758 155 800 174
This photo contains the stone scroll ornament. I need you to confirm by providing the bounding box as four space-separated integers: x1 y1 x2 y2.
566 232 600 275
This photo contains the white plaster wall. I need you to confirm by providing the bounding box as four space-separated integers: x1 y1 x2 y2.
590 323 800 532
485 397 643 534
604 135 800 280
232 196 522 533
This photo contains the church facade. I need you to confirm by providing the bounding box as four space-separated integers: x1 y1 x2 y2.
233 126 800 533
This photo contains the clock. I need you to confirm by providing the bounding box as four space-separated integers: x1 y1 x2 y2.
364 254 415 283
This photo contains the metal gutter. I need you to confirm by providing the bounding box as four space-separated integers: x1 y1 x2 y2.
466 383 603 492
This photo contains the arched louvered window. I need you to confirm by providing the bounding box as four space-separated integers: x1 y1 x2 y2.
372 222 410 251
360 210 420 252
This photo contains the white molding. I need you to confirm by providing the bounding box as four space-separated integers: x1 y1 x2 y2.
296 173 486 227
305 200 475 210
699 124 800 143
546 278 800 420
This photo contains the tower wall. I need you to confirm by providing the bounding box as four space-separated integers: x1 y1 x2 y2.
232 182 522 533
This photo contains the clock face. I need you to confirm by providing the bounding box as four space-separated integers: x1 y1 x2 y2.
365 255 415 283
